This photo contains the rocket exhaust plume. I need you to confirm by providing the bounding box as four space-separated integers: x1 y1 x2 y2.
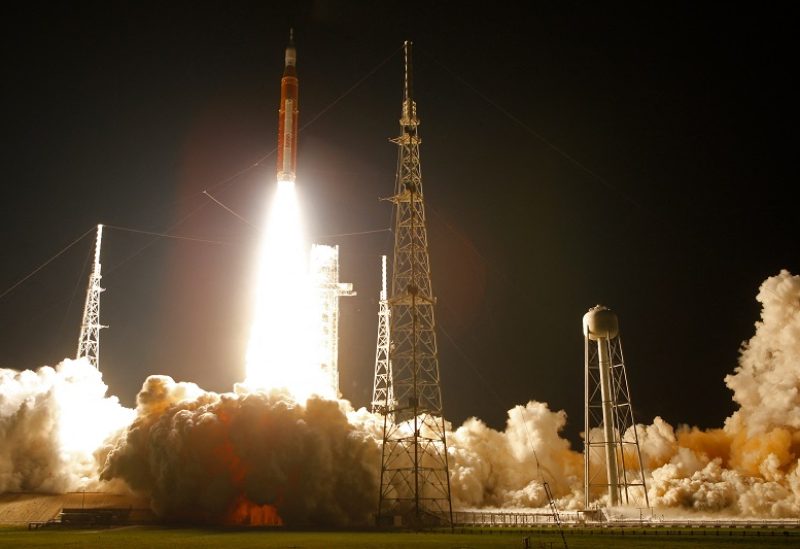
244 178 320 398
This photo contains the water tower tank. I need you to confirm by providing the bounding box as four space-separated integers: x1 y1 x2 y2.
583 305 619 340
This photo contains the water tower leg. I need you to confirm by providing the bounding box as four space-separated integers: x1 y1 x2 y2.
597 337 620 505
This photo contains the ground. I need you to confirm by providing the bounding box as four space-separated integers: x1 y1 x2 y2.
1 526 798 548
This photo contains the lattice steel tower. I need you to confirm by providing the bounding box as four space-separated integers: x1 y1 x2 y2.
371 255 392 412
309 244 355 399
76 224 106 369
583 305 649 508
377 41 453 527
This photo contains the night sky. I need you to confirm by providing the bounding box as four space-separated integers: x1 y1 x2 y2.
1 3 794 447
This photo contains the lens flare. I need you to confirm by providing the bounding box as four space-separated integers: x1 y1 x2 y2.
244 179 334 402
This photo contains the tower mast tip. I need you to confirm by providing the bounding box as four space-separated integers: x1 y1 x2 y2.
403 41 413 101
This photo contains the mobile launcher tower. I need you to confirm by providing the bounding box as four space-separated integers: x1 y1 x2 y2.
309 244 355 398
583 305 649 509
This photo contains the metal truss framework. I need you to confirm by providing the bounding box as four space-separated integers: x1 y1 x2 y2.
584 333 649 508
76 224 106 369
377 41 453 527
310 244 355 398
371 255 392 413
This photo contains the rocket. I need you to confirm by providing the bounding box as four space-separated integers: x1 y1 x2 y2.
277 29 298 182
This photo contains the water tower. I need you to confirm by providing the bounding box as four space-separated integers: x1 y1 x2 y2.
583 305 649 508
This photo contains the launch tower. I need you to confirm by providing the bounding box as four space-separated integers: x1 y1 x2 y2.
377 42 453 527
76 224 106 369
583 305 649 508
309 244 355 398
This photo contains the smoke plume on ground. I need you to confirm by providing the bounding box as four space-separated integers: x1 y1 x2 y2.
0 358 133 493
447 401 583 509
98 377 378 526
421 271 800 517
2 271 800 520
639 270 800 516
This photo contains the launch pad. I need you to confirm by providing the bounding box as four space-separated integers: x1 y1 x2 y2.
0 492 153 527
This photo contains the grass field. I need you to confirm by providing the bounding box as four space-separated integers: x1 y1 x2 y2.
1 526 799 548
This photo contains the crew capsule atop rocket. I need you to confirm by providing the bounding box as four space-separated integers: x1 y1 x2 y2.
277 29 298 182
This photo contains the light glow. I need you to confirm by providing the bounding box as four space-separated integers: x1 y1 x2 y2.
245 179 334 402
54 358 135 479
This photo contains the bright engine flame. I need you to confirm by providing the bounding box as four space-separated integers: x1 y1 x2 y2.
245 179 333 402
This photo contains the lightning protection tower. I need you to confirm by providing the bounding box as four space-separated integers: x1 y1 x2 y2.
371 255 392 413
377 41 453 527
76 224 106 369
583 305 649 509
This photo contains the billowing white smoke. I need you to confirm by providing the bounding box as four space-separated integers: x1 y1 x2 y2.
2 270 799 520
640 269 800 516
0 363 380 526
0 358 133 493
726 269 800 435
423 270 800 517
447 402 583 510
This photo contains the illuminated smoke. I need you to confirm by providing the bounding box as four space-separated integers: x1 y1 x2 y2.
434 270 800 517
447 402 583 510
3 271 800 521
0 358 133 493
640 270 800 515
725 269 800 435
99 376 378 526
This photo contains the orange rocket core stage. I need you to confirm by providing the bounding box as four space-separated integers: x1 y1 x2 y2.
277 31 298 182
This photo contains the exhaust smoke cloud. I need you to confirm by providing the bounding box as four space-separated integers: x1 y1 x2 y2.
444 271 800 516
98 377 378 525
1 270 799 522
0 358 133 493
641 269 800 515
